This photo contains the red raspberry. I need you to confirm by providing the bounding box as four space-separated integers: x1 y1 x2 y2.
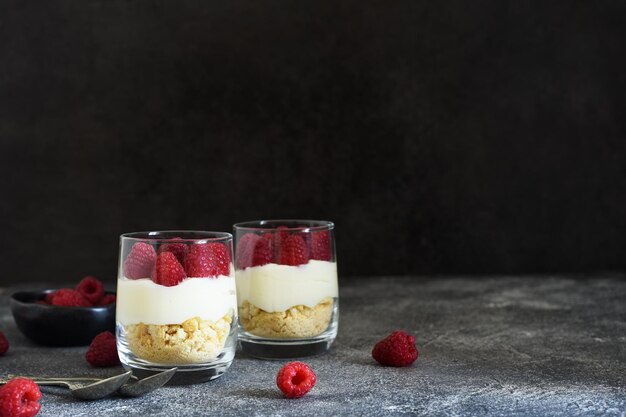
151 251 186 287
372 330 419 367
157 238 189 265
309 230 331 261
185 243 231 277
276 361 317 398
235 233 260 269
50 289 91 307
0 332 8 356
236 234 274 269
85 331 120 367
253 234 273 266
75 276 104 305
278 235 308 266
272 226 289 259
44 292 54 304
0 378 41 417
123 242 157 279
98 294 116 306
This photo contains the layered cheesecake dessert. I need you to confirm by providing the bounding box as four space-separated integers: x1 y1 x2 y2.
235 230 338 338
117 240 236 364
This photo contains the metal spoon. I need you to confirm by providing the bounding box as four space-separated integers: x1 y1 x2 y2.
118 367 177 397
1 371 132 400
5 368 177 398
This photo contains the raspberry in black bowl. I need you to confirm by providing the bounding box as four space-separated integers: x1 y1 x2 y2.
10 276 116 347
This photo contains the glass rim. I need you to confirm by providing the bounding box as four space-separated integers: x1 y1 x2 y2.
233 219 334 232
120 230 232 242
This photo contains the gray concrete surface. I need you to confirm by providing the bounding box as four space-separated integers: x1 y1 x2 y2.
1 276 625 416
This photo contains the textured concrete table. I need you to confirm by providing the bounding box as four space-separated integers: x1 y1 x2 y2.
1 276 625 416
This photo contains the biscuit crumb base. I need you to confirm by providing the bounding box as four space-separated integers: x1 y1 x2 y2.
124 315 232 364
239 297 333 338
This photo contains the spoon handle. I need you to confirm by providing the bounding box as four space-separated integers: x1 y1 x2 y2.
18 380 73 389
0 377 70 385
7 375 102 382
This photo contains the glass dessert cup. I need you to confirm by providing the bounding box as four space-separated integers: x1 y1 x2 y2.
233 220 339 359
116 231 237 384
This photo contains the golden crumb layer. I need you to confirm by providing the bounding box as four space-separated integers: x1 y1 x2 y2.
124 315 232 364
239 297 333 338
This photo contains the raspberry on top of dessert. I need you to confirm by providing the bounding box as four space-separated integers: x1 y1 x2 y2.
234 226 338 339
235 229 332 270
117 236 237 364
117 239 236 326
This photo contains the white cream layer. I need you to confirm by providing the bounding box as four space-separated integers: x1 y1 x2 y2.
116 275 237 325
235 260 338 312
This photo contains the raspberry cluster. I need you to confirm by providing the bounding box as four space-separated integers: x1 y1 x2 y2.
39 276 115 308
123 239 231 286
236 228 331 269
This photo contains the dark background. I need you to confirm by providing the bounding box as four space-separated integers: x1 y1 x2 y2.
1 0 625 285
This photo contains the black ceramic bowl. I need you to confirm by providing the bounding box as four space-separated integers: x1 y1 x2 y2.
10 290 116 347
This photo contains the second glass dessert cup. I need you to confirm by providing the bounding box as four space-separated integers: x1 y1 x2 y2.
233 220 339 359
116 231 237 384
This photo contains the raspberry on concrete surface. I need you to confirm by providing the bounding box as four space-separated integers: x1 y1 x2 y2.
0 332 8 356
372 330 419 367
276 361 317 398
86 331 120 367
0 377 42 417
